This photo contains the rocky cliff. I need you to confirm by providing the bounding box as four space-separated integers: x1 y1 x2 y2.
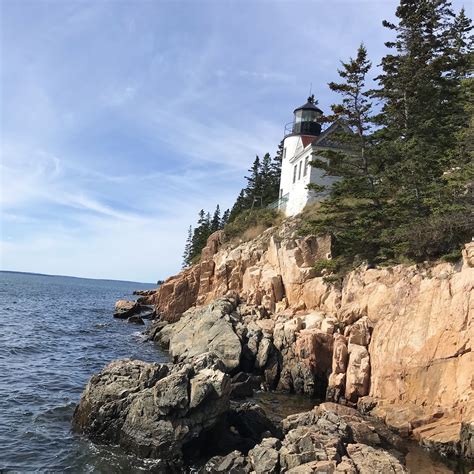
144 218 474 459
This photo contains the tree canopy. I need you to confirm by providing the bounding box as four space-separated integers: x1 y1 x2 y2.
305 0 473 272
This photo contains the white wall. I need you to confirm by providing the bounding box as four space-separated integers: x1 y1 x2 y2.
279 137 341 216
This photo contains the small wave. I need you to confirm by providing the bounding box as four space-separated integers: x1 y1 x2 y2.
132 331 148 342
33 402 77 423
93 323 110 329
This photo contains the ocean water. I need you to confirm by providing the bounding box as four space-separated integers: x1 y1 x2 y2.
0 271 167 472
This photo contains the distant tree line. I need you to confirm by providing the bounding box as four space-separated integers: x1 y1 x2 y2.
182 150 282 267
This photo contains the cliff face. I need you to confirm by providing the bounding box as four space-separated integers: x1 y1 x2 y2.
147 219 473 455
150 219 333 320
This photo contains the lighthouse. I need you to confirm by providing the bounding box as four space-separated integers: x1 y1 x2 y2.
277 95 347 216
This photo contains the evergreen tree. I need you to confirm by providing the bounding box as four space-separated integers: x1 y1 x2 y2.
311 44 375 194
275 139 284 165
373 0 462 191
307 44 383 262
221 209 230 227
182 225 193 268
210 205 221 233
260 153 274 205
229 190 247 222
372 0 474 258
189 210 211 263
245 156 263 208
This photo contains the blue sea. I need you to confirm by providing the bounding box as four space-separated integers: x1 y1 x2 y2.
0 271 167 472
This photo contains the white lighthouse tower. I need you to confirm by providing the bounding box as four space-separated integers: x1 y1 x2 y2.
278 95 345 216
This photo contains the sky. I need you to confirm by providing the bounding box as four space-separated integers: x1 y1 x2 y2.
1 0 471 283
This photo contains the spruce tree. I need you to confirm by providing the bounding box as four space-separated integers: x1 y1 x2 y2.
275 139 284 165
189 210 211 262
182 225 193 268
260 153 276 205
373 0 460 192
245 156 263 208
372 0 474 258
307 44 383 262
210 205 221 233
229 190 247 222
221 209 230 227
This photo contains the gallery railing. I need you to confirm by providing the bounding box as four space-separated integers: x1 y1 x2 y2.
267 193 289 212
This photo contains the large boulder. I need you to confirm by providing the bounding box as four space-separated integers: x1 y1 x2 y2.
72 352 231 468
167 297 242 372
113 300 140 318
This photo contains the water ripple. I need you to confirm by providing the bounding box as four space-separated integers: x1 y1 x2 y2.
0 271 165 471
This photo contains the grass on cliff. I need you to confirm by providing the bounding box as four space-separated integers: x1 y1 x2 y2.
224 208 284 242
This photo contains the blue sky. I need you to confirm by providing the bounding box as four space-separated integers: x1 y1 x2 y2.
1 0 470 282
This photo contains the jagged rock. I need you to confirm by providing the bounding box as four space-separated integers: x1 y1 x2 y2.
113 300 140 318
136 305 155 319
348 317 371 346
144 221 473 460
146 320 168 341
327 334 348 402
248 437 281 473
202 450 250 473
168 298 242 372
133 289 158 296
345 444 407 473
72 352 231 467
460 421 474 459
189 402 281 463
228 403 282 443
357 396 378 415
255 337 272 370
127 315 145 325
345 344 370 403
230 372 262 399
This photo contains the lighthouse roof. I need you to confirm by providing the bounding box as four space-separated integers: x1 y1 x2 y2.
293 95 323 114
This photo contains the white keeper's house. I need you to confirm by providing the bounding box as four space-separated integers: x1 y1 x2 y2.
277 95 348 217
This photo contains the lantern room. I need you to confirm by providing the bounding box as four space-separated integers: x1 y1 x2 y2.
290 94 323 136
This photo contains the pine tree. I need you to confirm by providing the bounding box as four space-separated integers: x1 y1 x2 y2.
373 0 461 194
371 0 474 259
229 189 247 222
182 225 193 268
221 209 230 227
275 139 284 165
307 44 383 262
260 153 275 205
210 205 221 233
311 44 376 195
245 156 263 208
189 210 211 263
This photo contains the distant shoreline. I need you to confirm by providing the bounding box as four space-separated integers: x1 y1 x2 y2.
0 270 155 286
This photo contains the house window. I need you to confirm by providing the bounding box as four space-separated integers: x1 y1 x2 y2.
304 156 309 176
283 147 287 159
280 189 283 199
293 165 297 183
298 161 302 180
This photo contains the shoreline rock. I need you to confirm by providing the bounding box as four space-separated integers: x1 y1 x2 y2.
113 300 155 320
73 352 232 469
